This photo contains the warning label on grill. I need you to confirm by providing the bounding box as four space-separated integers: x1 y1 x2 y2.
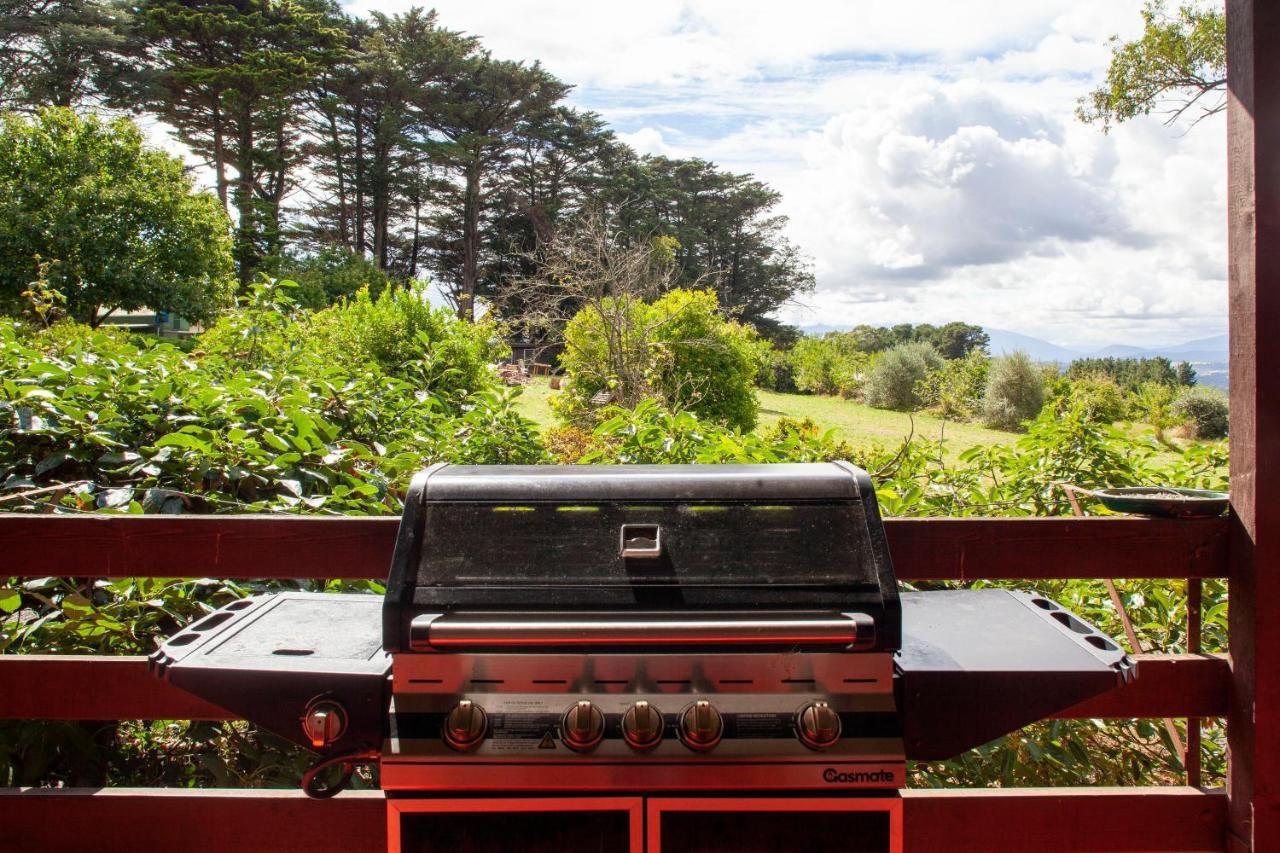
728 712 792 739
487 713 560 752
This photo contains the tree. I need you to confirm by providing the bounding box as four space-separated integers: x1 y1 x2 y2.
0 109 235 325
1077 1 1226 132
428 53 569 321
864 342 944 411
128 0 346 285
0 0 131 111
1176 360 1197 385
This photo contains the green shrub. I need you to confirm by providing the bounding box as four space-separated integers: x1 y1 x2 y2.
981 351 1046 430
1130 381 1180 438
279 247 395 308
864 342 943 411
918 350 990 420
201 280 507 406
756 346 798 393
555 288 761 431
1173 386 1229 438
789 335 870 398
1047 371 1127 425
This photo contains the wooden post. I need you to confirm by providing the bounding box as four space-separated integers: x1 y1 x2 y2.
1227 0 1280 848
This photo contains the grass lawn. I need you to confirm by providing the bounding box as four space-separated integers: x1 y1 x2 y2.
514 379 1016 458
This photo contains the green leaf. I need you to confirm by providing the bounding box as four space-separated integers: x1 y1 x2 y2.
0 588 20 613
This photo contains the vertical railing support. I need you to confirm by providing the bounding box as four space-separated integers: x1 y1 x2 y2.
1226 1 1280 848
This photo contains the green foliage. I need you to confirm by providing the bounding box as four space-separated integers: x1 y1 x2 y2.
1130 381 1180 439
1066 355 1180 392
648 289 762 431
864 342 943 411
1047 371 1127 425
0 108 235 325
918 350 990 420
583 400 853 465
200 278 508 407
755 345 798 394
789 335 871 399
279 248 395 308
556 288 761 431
1077 1 1226 132
1173 386 1229 439
980 352 1045 431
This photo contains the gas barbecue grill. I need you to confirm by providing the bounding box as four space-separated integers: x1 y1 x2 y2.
150 463 1134 850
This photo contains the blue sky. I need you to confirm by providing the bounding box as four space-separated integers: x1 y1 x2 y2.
345 1 1227 348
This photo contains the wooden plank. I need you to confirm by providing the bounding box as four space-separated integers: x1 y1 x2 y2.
0 653 1226 722
902 786 1226 852
0 786 1224 853
0 788 385 853
1227 1 1280 849
0 655 231 720
0 514 1229 581
1051 654 1229 720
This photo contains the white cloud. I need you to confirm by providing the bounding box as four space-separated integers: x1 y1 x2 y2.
337 0 1225 347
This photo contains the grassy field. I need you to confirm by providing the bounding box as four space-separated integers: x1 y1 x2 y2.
513 379 1015 458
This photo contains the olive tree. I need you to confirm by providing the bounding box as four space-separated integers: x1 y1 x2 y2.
0 108 235 325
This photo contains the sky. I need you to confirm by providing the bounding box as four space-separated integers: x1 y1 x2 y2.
339 0 1227 350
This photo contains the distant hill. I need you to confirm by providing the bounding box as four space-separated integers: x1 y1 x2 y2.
797 324 1229 390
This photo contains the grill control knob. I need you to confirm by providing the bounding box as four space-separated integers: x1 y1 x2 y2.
562 700 606 751
796 701 842 750
443 699 487 751
679 700 723 751
621 701 664 750
302 700 347 749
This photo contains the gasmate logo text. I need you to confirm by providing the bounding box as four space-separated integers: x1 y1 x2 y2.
823 767 896 784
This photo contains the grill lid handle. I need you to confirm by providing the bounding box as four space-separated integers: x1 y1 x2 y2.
408 612 874 651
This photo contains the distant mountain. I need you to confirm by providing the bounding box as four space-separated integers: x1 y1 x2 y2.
1085 344 1149 358
984 329 1080 363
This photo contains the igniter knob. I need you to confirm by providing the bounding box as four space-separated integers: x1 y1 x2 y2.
678 700 723 751
443 699 487 751
302 699 347 749
562 700 605 751
796 700 842 750
621 701 664 750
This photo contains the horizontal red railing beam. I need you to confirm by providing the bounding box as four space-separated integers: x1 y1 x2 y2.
0 514 1229 581
899 786 1227 852
0 653 1227 722
0 786 1227 853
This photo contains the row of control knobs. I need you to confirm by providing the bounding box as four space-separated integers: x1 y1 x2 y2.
443 699 841 752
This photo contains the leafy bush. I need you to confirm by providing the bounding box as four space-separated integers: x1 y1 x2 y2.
279 247 395 308
1047 371 1127 425
980 351 1045 430
0 108 235 326
556 289 761 430
864 342 943 411
1130 381 1180 439
1066 355 1179 391
201 280 507 405
1173 386 1229 438
756 346 798 393
918 350 989 420
789 335 871 398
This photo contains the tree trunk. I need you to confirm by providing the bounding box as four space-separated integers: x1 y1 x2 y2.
211 98 228 215
233 109 257 288
408 185 422 281
353 100 366 257
460 159 481 322
326 109 350 248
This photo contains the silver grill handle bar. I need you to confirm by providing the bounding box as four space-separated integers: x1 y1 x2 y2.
409 613 875 651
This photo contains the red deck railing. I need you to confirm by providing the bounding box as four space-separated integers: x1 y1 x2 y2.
0 514 1230 852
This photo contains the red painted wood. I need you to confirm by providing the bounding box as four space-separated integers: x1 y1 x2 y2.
0 787 1223 853
0 514 1229 581
0 653 1223 722
902 786 1226 852
0 788 385 853
1051 654 1229 720
0 655 231 720
1227 1 1280 849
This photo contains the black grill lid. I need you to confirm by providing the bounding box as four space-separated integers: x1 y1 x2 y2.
383 463 900 653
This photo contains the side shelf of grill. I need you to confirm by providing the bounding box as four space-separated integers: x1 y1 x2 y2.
148 592 391 754
895 589 1137 760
